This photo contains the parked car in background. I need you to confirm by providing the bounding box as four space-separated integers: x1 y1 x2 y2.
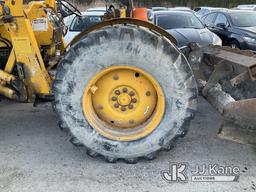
148 7 168 22
194 7 225 19
147 9 154 21
148 7 193 22
150 7 168 11
201 10 256 50
64 11 104 44
168 7 193 12
63 7 106 28
153 11 222 48
170 6 192 11
86 7 107 12
64 15 76 27
237 4 256 11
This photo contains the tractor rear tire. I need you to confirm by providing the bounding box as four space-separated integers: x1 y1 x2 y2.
53 24 197 162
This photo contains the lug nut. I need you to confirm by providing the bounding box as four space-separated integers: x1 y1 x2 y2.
129 91 135 96
115 90 121 95
112 96 117 101
128 105 134 109
132 98 137 103
123 88 128 93
114 103 119 108
146 91 151 96
121 106 127 111
113 75 119 80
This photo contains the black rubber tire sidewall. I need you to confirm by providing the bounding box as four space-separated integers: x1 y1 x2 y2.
54 25 197 159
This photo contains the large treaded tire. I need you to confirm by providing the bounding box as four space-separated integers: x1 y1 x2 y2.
53 24 198 163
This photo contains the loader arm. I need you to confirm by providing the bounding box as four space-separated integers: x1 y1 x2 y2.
0 0 65 102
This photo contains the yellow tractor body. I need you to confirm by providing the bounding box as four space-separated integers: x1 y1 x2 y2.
0 0 65 101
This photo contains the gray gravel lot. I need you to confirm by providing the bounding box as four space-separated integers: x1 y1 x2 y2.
0 97 255 192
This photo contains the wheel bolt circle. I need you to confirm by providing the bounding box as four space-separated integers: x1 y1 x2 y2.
115 90 121 95
128 105 134 109
123 88 128 93
113 87 138 111
129 91 135 96
132 98 137 103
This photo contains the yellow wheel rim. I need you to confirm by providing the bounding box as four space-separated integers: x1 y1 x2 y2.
83 66 165 141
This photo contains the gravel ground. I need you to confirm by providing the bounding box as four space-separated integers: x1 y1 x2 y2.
0 97 255 192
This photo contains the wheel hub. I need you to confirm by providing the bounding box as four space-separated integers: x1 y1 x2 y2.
117 93 131 106
82 66 165 141
111 86 138 113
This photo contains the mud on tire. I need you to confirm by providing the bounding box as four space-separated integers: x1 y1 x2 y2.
53 23 198 162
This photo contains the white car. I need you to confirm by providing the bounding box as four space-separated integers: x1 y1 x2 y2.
87 7 107 12
237 4 256 11
64 15 76 27
63 7 107 28
64 11 104 44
